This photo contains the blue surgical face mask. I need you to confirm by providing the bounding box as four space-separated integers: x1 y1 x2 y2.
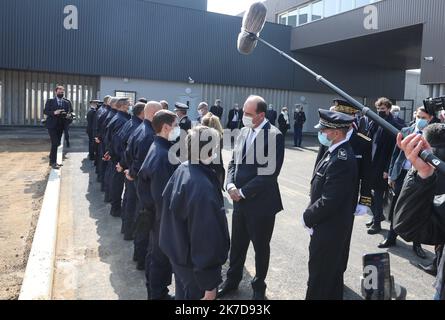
318 132 333 147
416 118 429 131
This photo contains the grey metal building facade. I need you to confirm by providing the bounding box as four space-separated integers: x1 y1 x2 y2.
0 0 443 127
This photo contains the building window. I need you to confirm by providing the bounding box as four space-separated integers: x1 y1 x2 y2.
298 5 310 25
115 90 136 104
287 9 298 27
340 0 354 12
277 0 381 26
311 0 323 21
324 0 338 18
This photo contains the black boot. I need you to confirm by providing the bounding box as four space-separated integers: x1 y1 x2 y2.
413 243 427 259
418 261 437 276
367 222 382 235
366 219 374 228
378 238 397 248
217 280 239 298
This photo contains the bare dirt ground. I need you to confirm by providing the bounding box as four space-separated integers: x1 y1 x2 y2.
0 137 50 300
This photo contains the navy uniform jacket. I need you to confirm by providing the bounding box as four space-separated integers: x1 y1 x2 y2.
95 105 110 139
315 130 373 207
105 111 130 159
304 142 359 300
179 115 191 132
159 162 230 291
86 107 97 136
116 116 143 168
43 98 72 129
123 119 155 179
226 121 285 216
137 136 179 221
102 109 117 149
368 114 399 189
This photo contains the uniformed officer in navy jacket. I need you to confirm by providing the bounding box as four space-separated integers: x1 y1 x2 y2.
219 95 285 301
102 98 119 203
160 126 230 300
104 98 131 217
123 101 162 270
115 103 145 237
43 85 72 169
94 96 112 183
86 100 100 161
137 110 180 300
303 109 359 300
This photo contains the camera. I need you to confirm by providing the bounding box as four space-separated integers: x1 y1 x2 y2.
423 96 445 116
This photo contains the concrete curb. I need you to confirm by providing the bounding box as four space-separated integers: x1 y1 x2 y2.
18 136 64 300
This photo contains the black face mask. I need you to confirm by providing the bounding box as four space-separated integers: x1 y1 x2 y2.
57 93 64 99
378 111 387 118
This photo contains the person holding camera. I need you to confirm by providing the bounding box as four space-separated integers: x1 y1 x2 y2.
43 85 72 169
393 123 445 300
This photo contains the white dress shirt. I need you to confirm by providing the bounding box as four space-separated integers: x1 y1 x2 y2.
227 118 269 198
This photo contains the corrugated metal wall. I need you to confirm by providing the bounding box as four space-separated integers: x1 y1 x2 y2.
199 82 363 133
0 70 98 126
0 0 294 91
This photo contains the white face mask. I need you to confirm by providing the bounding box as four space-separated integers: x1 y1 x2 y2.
168 126 180 141
243 115 254 128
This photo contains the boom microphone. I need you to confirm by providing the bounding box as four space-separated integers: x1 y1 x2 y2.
237 3 445 175
237 2 267 55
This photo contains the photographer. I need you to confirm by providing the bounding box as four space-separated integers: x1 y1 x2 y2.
393 123 445 300
43 85 72 169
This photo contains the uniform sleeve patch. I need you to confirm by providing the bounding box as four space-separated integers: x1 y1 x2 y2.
338 148 348 161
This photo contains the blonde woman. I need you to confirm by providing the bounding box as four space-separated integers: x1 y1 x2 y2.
201 112 225 189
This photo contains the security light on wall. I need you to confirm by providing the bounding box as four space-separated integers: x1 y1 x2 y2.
188 77 195 84
123 78 129 83
424 56 434 61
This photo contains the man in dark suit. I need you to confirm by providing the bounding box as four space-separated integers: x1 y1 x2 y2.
266 104 277 126
294 105 306 147
367 97 400 235
43 85 71 169
86 100 100 161
210 99 224 119
226 104 242 130
303 110 359 300
218 95 285 300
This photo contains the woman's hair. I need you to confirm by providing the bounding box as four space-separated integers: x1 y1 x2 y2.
201 112 223 136
186 125 220 163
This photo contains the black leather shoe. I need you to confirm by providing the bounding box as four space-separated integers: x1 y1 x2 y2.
367 223 382 235
136 260 145 271
378 238 396 248
252 289 266 300
51 163 62 170
124 234 134 241
418 262 437 276
413 244 427 259
110 208 121 218
366 220 374 228
217 281 239 298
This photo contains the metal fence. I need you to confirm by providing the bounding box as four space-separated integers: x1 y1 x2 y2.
0 69 99 126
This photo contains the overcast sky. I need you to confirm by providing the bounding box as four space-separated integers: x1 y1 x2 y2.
207 0 264 16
